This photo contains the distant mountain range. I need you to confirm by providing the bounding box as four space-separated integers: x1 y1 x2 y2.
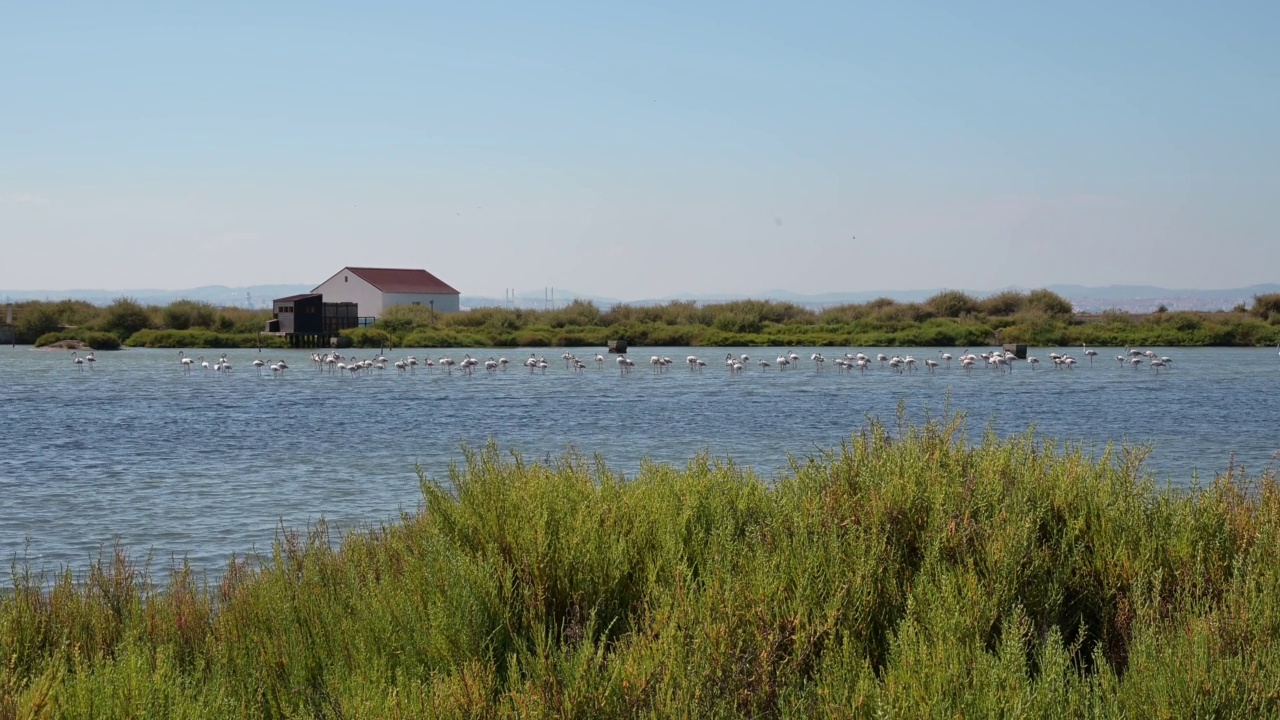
3 283 1278 314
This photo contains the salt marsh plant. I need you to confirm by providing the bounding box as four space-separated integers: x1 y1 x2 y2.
3 416 1280 717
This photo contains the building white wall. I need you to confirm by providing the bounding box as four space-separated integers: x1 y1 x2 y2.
312 268 463 317
383 292 460 314
313 270 385 317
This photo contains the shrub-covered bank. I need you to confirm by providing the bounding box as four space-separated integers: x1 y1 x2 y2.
9 290 1280 349
4 417 1279 717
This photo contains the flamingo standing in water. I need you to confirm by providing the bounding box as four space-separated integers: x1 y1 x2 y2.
1083 344 1098 366
179 351 194 373
85 351 96 370
71 352 85 371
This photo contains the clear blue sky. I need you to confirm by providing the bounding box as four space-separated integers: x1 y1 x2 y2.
3 1 1277 298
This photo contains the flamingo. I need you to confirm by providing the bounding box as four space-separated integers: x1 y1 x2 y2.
253 358 266 376
939 351 953 368
757 359 771 371
71 352 85 371
270 360 286 378
85 351 96 370
1150 358 1168 373
179 351 194 372
1027 356 1040 370
1083 344 1098 366
923 358 939 374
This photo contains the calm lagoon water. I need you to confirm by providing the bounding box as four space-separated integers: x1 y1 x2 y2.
2 345 1278 580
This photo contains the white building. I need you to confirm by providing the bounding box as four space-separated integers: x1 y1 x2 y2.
312 267 461 319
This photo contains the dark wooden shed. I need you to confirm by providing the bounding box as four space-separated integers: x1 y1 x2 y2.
271 294 360 347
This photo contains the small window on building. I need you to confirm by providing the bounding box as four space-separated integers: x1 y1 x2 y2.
344 275 348 282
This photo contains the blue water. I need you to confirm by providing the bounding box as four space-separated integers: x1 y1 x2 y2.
2 345 1278 580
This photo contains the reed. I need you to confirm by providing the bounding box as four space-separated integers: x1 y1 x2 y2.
4 417 1280 717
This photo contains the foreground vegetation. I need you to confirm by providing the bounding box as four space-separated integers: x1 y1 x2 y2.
8 290 1280 349
4 417 1280 717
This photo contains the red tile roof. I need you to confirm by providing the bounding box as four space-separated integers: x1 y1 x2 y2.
344 267 459 295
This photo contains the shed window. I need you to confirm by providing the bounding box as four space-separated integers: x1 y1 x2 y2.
344 275 348 282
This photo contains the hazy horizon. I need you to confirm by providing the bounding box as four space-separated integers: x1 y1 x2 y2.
4 3 1278 297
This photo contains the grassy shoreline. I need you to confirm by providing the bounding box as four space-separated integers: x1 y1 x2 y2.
4 417 1279 717
10 290 1280 349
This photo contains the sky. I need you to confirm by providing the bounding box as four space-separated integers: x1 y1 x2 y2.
2 1 1278 299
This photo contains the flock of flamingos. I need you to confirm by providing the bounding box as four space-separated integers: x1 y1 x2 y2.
57 344 1194 377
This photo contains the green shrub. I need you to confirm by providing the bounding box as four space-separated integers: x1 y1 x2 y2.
340 327 393 348
161 300 217 330
5 419 1280 716
99 297 154 339
979 290 1027 316
1025 289 1074 317
125 329 287 349
925 290 981 318
1252 293 1280 321
37 329 123 350
13 304 61 343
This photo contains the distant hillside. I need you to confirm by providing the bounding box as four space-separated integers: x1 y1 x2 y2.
462 284 1280 313
3 283 1277 314
0 284 314 309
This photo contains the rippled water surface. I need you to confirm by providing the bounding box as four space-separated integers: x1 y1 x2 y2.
3 345 1278 579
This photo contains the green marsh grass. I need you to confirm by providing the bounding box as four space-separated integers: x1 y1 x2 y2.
4 417 1280 717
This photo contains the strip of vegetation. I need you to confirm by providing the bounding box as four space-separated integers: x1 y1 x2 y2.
33 330 121 351
7 291 1280 349
124 329 289 350
4 417 1279 717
